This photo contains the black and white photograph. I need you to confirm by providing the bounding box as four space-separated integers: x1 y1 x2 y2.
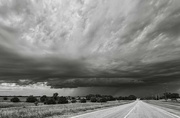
0 0 180 118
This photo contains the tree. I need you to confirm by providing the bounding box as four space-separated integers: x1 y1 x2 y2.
128 95 137 100
170 93 179 101
40 95 47 102
53 93 58 101
3 97 8 100
71 99 77 103
58 96 68 104
117 96 123 100
44 98 56 104
26 95 38 103
90 97 97 102
80 98 87 103
97 97 107 103
34 101 39 106
86 94 94 100
164 92 171 101
11 97 20 102
71 97 77 103
105 95 115 101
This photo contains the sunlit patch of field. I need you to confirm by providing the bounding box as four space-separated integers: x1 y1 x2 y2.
144 100 180 116
0 101 132 118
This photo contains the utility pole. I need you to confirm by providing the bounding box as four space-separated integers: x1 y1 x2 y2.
164 83 168 101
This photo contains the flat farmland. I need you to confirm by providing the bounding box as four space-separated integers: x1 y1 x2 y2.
0 96 41 108
0 100 131 118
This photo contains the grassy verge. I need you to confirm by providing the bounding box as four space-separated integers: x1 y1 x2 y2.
0 102 39 108
144 100 180 116
0 101 132 118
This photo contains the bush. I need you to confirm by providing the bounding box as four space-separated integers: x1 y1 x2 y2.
98 97 107 103
128 95 137 100
3 97 8 100
90 97 97 102
11 97 20 102
80 98 86 103
58 96 68 104
26 96 38 103
53 93 59 101
71 99 77 103
170 93 179 101
44 98 56 104
40 95 47 102
86 94 94 100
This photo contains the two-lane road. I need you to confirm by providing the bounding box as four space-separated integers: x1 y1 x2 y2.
72 100 180 118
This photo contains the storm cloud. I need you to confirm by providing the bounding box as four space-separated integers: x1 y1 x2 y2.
0 0 180 95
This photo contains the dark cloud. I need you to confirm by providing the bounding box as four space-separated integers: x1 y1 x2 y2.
0 0 180 95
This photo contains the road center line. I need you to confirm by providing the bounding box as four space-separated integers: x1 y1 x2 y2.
124 101 137 118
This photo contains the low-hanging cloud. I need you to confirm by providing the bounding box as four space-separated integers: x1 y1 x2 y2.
0 0 180 94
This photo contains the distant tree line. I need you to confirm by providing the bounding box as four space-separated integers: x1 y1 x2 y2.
8 93 138 105
6 92 180 105
163 92 179 101
116 95 137 100
140 92 179 102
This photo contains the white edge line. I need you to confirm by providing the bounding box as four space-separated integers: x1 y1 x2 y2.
71 105 121 118
71 101 135 118
144 102 180 118
123 101 137 118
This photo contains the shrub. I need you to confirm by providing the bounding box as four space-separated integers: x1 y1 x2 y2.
128 95 137 100
71 99 77 103
170 93 179 101
44 98 56 104
58 96 68 104
90 97 97 102
40 95 47 102
80 98 86 103
53 93 58 100
3 97 8 100
98 97 107 103
11 97 20 102
106 96 116 101
26 96 38 103
86 94 94 100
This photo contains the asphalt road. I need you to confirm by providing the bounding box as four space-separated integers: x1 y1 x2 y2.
71 100 180 118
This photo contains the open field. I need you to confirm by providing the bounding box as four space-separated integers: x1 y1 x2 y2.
0 96 41 108
0 96 41 102
0 100 132 118
0 102 39 108
144 100 180 116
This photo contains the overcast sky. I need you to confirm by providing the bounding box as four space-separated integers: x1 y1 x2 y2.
0 0 180 96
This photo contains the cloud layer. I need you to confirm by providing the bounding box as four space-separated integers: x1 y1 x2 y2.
0 0 180 95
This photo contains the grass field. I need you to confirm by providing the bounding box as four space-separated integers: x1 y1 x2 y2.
144 100 180 116
0 96 41 108
0 96 31 102
0 102 38 108
0 100 132 118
